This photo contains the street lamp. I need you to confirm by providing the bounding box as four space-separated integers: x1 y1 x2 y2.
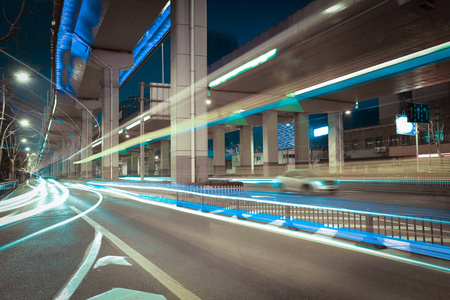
16 72 29 82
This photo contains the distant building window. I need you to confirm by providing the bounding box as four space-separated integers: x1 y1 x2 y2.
389 136 399 147
365 138 374 149
375 136 384 147
352 140 359 150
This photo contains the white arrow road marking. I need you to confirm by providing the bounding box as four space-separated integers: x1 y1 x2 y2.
55 230 103 300
94 256 132 269
88 287 167 299
70 206 201 300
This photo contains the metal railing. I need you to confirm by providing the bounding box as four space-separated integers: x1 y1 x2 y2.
111 183 449 248
0 181 17 198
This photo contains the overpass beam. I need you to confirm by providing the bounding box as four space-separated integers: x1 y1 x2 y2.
328 112 344 174
263 110 278 177
170 0 208 184
295 113 309 168
92 49 133 180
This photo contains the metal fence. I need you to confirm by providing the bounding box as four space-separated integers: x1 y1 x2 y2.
0 181 17 198
134 186 449 247
90 181 449 249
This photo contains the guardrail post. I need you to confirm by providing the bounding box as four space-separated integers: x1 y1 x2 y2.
284 206 298 231
365 215 373 233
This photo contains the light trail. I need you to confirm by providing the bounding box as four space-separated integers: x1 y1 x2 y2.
0 186 102 252
74 40 450 165
87 182 450 225
0 181 47 213
81 184 450 274
0 180 67 228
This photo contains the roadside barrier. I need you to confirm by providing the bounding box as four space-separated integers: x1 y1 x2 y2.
0 181 17 198
88 181 450 252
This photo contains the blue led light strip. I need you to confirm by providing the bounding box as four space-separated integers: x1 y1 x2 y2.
119 2 171 87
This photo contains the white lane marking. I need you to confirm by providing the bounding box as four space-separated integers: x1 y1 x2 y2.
70 206 201 300
266 219 285 227
88 288 166 299
314 227 338 240
242 213 252 218
210 209 224 214
94 256 132 269
54 230 103 300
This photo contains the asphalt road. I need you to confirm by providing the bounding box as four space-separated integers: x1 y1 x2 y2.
1 179 449 299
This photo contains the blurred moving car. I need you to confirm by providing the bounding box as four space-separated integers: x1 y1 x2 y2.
276 169 339 195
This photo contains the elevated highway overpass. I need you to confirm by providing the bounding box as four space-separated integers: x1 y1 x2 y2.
43 0 450 183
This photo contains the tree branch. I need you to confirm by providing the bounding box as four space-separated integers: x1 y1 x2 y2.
0 0 27 43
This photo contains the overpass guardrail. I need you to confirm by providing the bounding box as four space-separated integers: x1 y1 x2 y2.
88 181 450 260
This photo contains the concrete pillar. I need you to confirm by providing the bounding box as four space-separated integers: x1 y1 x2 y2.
121 159 128 176
170 0 208 184
126 155 132 176
263 110 278 177
160 139 170 176
93 49 133 180
328 112 344 174
294 113 309 168
238 126 253 174
213 125 225 175
130 152 139 175
69 147 77 178
147 149 155 176
81 109 93 179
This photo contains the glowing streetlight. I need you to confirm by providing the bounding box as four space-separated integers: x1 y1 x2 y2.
21 138 27 143
20 120 29 126
345 111 351 115
16 72 29 82
25 147 30 152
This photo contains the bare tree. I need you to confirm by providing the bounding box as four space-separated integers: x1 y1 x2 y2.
0 0 27 43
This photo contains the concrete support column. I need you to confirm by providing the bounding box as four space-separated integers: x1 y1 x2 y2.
213 125 225 175
130 152 139 175
121 159 128 176
170 0 208 184
92 49 133 180
147 149 155 176
69 145 77 178
263 110 278 177
160 139 170 176
81 109 93 179
328 112 344 174
239 126 253 174
294 112 309 168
